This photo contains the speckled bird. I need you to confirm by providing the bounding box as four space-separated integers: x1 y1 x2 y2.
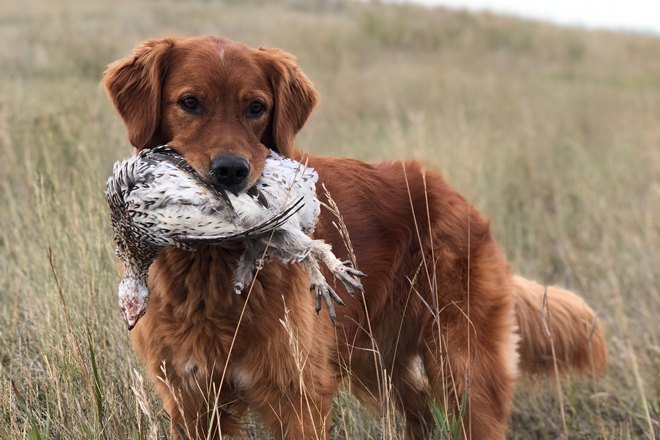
106 146 364 329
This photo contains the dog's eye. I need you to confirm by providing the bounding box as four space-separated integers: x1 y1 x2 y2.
247 102 265 118
179 97 200 113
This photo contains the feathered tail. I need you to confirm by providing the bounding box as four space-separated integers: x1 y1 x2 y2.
513 276 607 376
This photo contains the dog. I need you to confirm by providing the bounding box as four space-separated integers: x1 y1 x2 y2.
103 36 607 439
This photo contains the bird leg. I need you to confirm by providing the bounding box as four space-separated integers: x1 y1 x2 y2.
234 244 260 295
266 227 366 298
307 240 366 298
247 227 365 323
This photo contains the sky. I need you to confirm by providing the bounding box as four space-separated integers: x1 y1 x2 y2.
383 0 660 35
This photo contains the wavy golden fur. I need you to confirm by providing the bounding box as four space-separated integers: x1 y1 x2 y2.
103 35 607 439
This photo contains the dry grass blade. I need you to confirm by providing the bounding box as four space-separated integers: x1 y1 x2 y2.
466 198 472 439
541 287 568 440
628 344 656 440
588 314 608 440
158 362 193 440
279 297 325 440
131 369 158 439
321 183 385 411
322 182 405 436
320 183 358 269
47 248 96 422
390 261 423 375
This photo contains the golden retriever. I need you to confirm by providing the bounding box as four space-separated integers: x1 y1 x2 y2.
103 35 607 439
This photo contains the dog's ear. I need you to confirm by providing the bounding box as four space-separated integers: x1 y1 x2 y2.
256 47 319 157
102 39 175 150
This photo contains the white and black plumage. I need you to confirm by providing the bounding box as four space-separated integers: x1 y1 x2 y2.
106 146 364 329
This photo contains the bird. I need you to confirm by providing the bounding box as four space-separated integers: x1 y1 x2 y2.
106 145 364 329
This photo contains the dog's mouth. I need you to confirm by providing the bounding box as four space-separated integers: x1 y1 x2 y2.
147 144 269 209
208 178 248 198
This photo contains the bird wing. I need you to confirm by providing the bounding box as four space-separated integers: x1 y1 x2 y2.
259 152 320 233
171 196 306 244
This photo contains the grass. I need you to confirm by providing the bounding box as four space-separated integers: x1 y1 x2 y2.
0 0 659 438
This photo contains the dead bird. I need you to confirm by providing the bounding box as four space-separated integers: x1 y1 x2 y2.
106 145 364 329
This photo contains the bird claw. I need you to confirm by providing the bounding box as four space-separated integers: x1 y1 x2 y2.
255 256 274 270
341 260 366 277
255 258 265 270
346 268 367 278
331 265 365 298
307 255 364 324
313 285 322 314
312 282 343 325
325 295 337 326
326 284 345 306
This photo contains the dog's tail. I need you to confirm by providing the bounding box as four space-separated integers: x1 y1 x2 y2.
512 275 607 376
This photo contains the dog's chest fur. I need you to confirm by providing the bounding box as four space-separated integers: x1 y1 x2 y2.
130 245 336 398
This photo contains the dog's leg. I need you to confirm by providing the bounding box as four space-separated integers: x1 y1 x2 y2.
154 367 245 439
390 354 435 440
421 302 518 440
252 379 335 440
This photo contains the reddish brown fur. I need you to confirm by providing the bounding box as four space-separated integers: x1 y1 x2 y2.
103 36 607 439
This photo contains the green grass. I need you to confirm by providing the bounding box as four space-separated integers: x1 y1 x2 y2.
1 0 659 438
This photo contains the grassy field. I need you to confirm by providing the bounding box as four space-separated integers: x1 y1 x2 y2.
1 0 659 438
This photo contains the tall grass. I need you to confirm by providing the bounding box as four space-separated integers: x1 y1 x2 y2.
1 0 659 438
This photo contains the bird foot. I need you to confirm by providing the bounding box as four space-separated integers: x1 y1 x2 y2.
329 260 365 298
310 282 345 326
255 256 273 270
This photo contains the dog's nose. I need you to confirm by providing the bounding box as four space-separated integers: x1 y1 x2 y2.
210 154 250 189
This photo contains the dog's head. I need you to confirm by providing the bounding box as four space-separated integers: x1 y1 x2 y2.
102 36 318 193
